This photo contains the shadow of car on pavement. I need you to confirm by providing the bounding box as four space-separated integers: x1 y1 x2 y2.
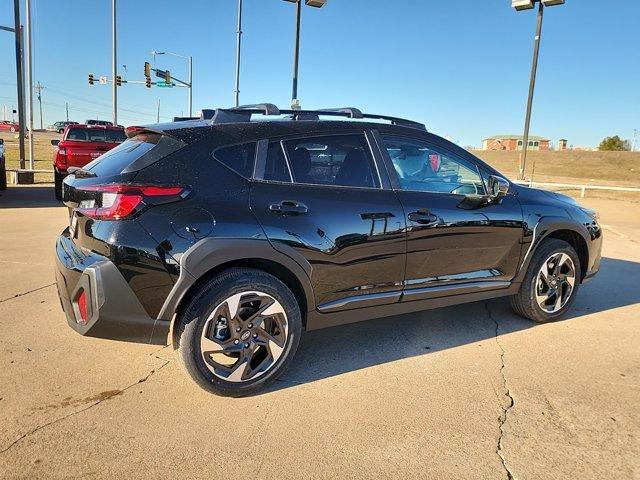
267 256 639 394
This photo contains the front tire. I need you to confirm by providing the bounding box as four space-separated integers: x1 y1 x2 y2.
175 268 302 397
510 239 580 323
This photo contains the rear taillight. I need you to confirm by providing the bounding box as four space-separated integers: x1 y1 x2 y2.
55 147 67 168
76 184 186 220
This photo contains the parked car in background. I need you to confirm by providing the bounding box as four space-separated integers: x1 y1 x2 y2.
54 104 602 397
0 120 20 133
85 119 114 127
48 121 79 133
52 124 126 200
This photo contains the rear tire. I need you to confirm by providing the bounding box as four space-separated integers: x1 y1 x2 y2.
510 239 581 323
175 268 302 397
54 171 64 201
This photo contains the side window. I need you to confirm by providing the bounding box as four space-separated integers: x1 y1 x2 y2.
382 136 485 195
283 134 379 188
263 142 292 183
213 142 256 178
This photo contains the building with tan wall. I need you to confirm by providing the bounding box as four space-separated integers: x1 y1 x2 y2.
482 135 550 151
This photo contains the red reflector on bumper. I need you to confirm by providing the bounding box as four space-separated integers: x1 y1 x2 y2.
77 290 88 325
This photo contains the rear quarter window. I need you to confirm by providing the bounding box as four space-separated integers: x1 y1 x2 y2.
213 142 256 178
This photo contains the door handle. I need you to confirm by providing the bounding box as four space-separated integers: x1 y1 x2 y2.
408 209 439 225
269 200 308 215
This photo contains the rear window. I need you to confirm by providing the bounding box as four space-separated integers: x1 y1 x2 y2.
84 132 185 176
65 128 126 143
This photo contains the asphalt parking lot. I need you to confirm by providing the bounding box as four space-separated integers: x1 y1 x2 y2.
1 185 638 479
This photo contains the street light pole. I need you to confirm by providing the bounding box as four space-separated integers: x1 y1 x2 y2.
26 0 34 170
234 0 243 107
284 0 327 109
188 56 193 116
291 0 302 109
112 0 118 126
519 1 544 180
151 51 192 116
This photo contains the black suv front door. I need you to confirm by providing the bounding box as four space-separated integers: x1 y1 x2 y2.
377 134 524 301
251 132 406 313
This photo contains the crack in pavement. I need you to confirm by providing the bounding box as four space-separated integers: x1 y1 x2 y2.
0 283 55 304
0 357 171 456
485 302 516 480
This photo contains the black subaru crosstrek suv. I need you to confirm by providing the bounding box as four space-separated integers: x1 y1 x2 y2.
55 104 602 396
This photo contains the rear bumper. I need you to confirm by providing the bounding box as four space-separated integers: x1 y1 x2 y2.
55 231 168 344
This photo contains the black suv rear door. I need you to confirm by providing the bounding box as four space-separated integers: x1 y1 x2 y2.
376 133 524 301
251 132 406 313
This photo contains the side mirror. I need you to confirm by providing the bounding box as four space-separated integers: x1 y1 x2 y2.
488 175 510 198
51 139 60 146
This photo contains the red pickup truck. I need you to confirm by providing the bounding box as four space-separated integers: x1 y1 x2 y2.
53 124 126 200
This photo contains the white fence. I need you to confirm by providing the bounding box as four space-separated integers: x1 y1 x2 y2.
514 180 640 198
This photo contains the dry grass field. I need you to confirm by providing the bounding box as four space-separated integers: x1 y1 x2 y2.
1 131 59 182
474 149 640 186
474 150 640 202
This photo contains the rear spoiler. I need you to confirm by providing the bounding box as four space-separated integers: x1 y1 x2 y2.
125 125 170 139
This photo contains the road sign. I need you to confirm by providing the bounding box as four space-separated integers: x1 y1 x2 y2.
99 76 108 85
156 81 173 88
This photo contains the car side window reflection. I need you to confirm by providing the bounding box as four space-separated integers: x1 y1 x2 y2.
382 136 485 195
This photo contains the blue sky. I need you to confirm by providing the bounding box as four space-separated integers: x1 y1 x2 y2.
1 0 638 147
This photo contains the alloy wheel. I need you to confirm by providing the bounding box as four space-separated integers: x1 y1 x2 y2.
535 252 576 313
200 291 288 382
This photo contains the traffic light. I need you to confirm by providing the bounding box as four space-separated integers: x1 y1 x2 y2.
145 77 151 88
164 70 171 84
144 62 151 78
115 75 122 87
88 73 94 85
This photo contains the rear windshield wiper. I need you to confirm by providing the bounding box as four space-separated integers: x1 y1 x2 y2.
67 166 97 178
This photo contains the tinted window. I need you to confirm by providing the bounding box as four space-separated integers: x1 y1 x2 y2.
66 128 125 143
382 136 485 195
213 142 256 178
263 142 291 183
283 134 379 188
84 133 184 176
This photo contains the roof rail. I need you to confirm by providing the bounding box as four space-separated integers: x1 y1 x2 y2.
233 103 281 116
316 107 364 119
196 104 426 130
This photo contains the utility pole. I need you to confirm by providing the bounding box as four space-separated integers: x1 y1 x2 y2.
234 0 243 106
632 129 638 153
65 102 69 121
156 98 160 123
35 81 43 129
111 0 118 125
26 0 34 169
13 0 26 169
